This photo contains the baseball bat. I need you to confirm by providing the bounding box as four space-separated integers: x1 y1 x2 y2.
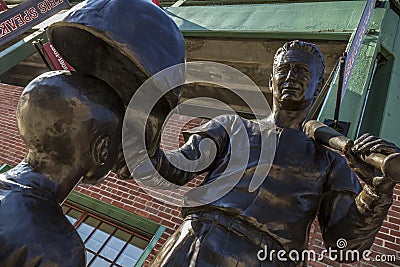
303 120 400 182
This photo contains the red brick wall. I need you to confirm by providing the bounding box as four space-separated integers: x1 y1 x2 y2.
0 83 27 165
0 83 399 266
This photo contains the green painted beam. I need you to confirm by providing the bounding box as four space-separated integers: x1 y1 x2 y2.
135 225 166 267
166 1 366 39
67 191 160 235
0 30 47 75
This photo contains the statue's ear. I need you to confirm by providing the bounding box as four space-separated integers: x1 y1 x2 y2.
91 135 110 166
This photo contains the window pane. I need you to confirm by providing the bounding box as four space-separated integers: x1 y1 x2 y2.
89 257 111 267
65 209 83 225
77 217 99 242
99 230 130 261
114 229 131 242
62 205 69 213
86 223 114 253
86 251 95 263
115 244 143 267
65 215 76 225
98 223 115 235
131 236 148 250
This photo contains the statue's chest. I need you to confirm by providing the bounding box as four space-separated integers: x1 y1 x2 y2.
263 129 329 193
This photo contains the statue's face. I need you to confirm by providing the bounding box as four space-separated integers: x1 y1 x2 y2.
271 50 319 111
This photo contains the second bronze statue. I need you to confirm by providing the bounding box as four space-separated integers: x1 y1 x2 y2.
133 40 399 267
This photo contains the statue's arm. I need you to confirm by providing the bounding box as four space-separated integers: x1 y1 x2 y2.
133 118 228 187
318 181 392 253
318 135 398 257
148 134 219 186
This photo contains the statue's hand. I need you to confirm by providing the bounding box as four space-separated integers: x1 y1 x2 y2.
352 133 400 156
344 133 399 196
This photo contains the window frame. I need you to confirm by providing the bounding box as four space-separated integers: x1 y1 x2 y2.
65 191 165 267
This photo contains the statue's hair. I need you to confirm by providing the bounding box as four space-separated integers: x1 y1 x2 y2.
17 71 124 143
273 40 325 83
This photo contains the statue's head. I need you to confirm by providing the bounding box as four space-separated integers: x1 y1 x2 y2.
17 71 124 188
47 0 186 180
271 40 325 113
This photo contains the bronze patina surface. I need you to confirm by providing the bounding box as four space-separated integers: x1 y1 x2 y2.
133 41 399 266
0 71 124 266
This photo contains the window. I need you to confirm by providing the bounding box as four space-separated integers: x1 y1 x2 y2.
63 192 165 267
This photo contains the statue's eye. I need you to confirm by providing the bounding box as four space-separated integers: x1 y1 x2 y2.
276 66 290 74
294 65 311 74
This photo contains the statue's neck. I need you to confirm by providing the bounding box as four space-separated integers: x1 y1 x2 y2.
5 161 81 204
273 101 311 130
273 111 305 130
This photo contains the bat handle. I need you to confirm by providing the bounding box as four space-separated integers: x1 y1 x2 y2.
304 120 400 183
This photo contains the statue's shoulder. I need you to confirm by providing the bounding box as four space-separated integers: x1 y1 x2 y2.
0 244 41 267
0 241 85 267
0 201 85 267
183 114 243 138
310 138 347 165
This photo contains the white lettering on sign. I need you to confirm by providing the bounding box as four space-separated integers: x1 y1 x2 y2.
38 0 64 14
49 43 69 70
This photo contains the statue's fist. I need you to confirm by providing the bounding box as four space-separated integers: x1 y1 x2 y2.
345 133 399 195
352 133 400 156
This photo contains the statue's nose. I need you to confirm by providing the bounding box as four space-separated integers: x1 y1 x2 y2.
285 63 298 81
285 69 296 82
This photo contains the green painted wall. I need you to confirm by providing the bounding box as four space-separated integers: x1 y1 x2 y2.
318 33 381 139
376 8 400 146
0 30 48 75
320 4 400 145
